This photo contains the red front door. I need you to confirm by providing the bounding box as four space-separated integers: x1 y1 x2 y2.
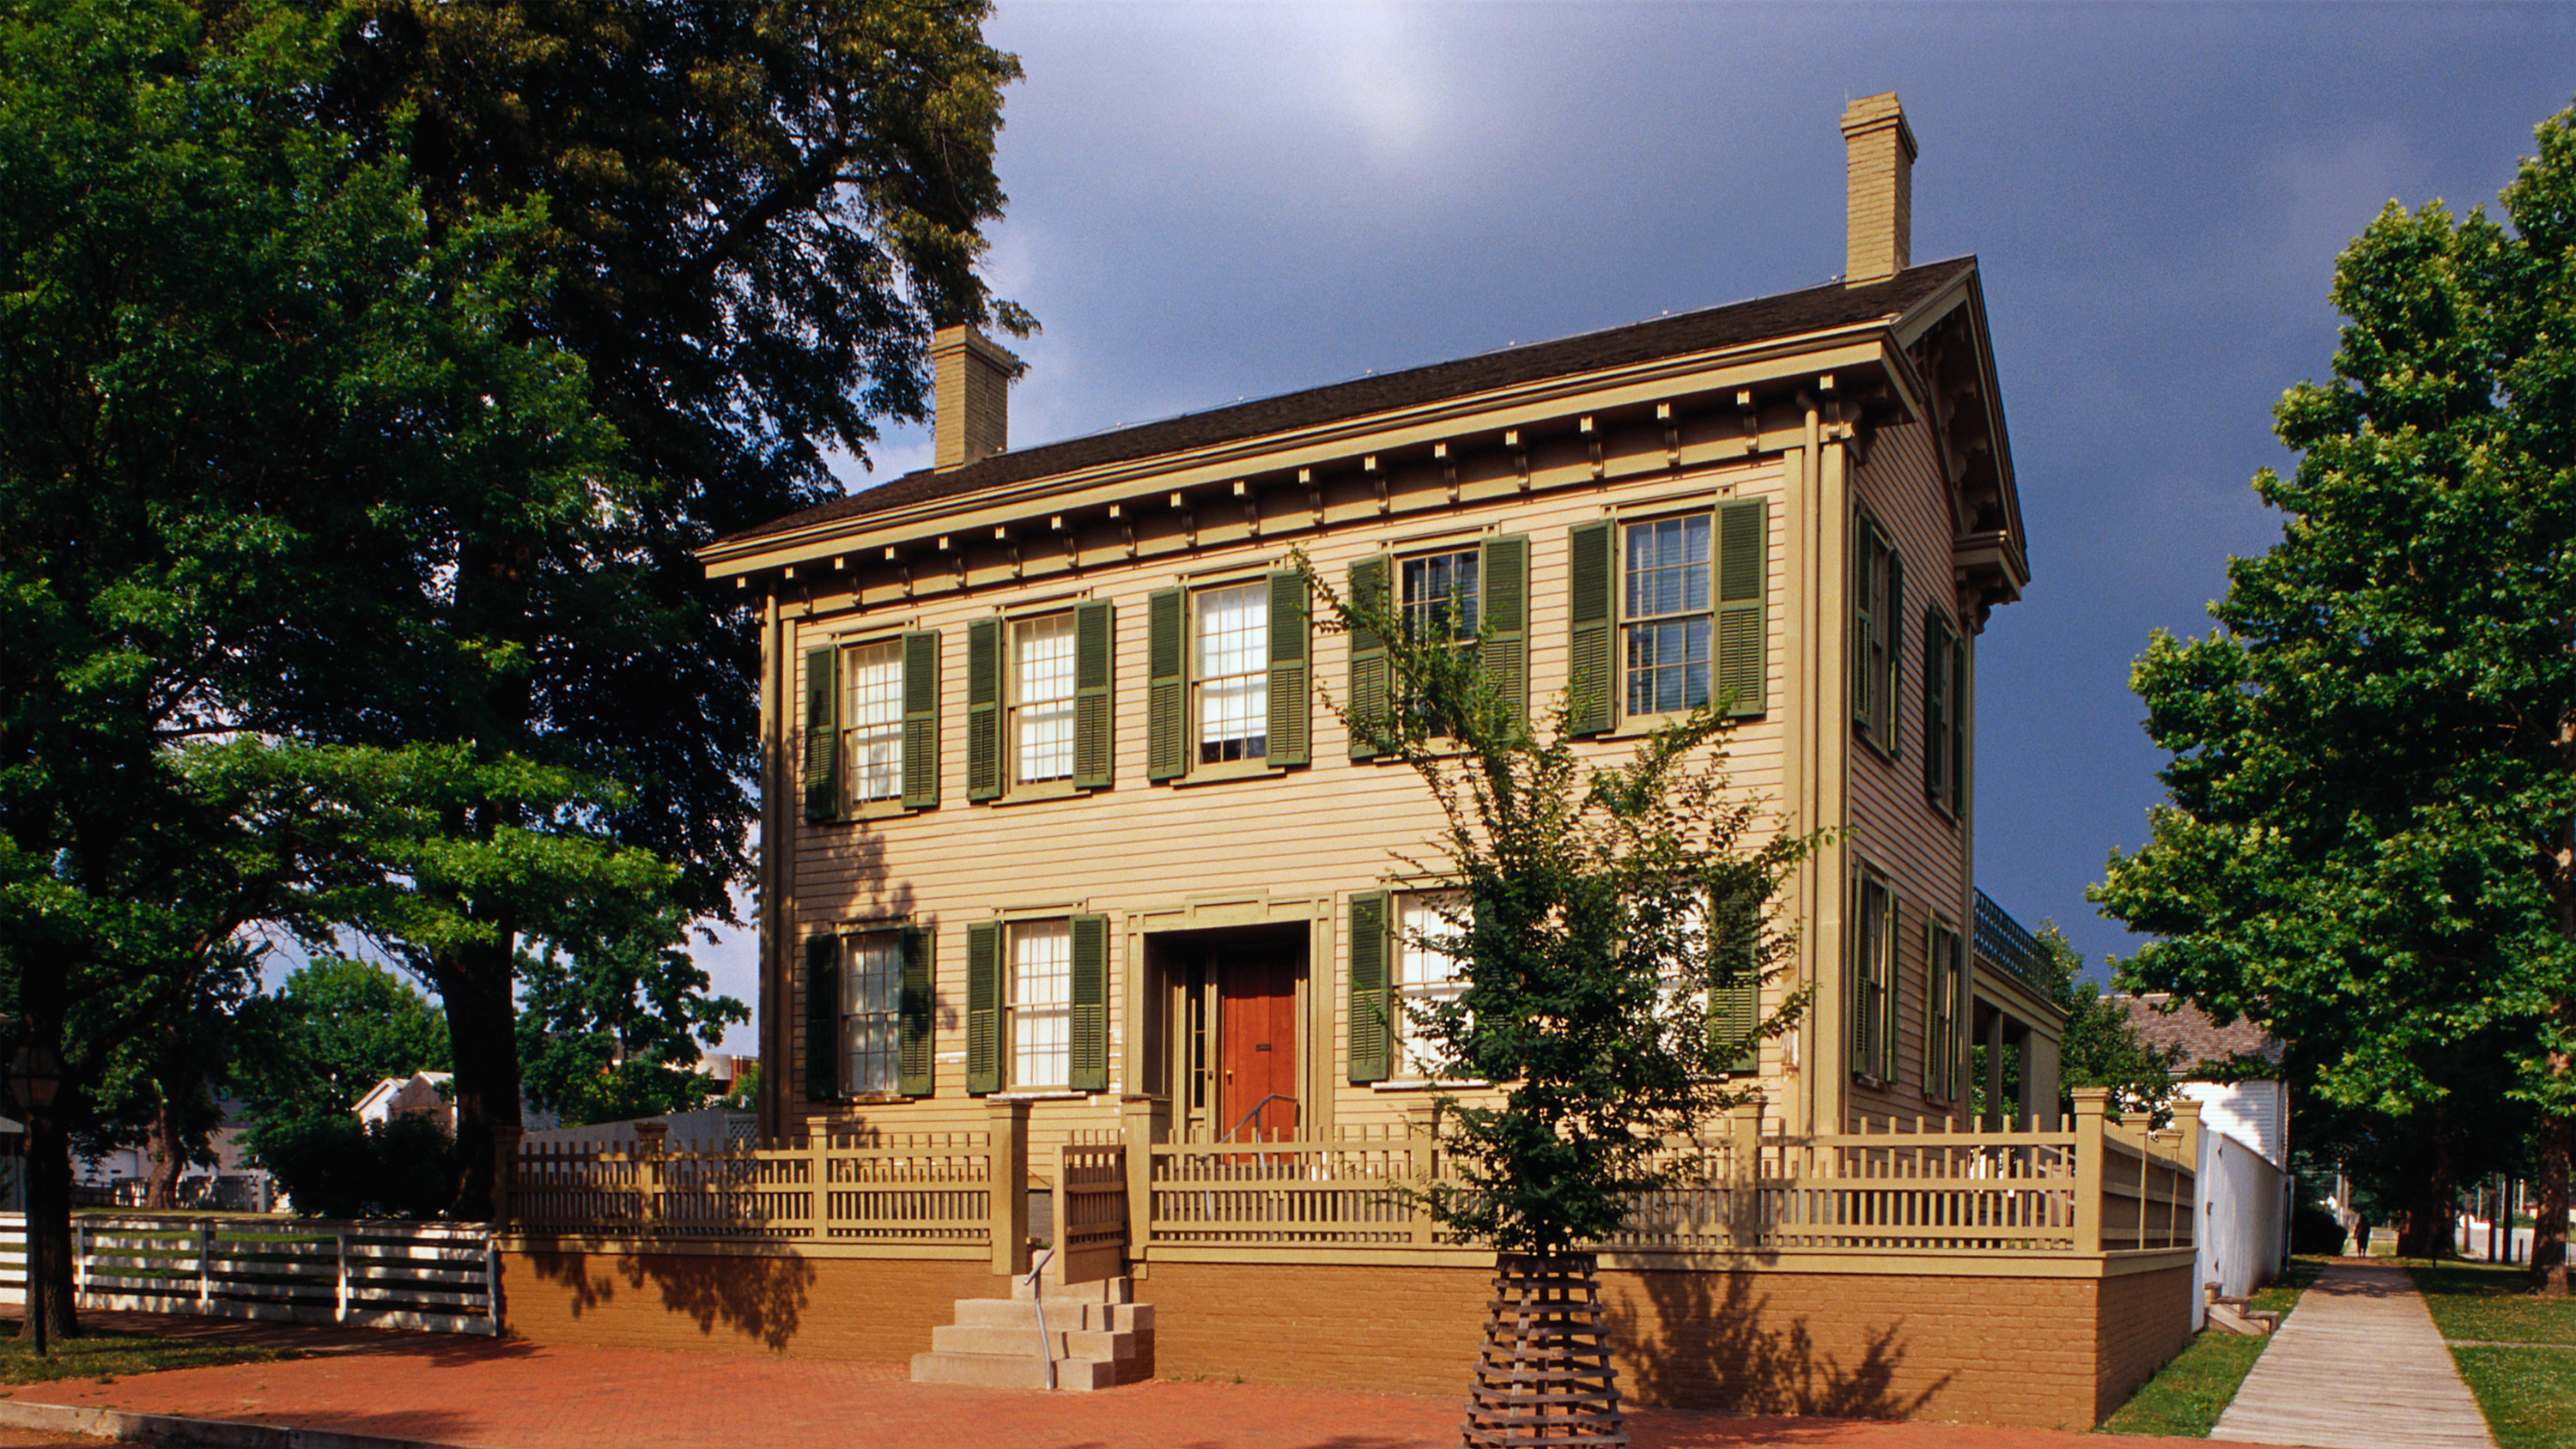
1218 949 1298 1143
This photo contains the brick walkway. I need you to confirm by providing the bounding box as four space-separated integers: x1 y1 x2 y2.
0 1313 2232 1449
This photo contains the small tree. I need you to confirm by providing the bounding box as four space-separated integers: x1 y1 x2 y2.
1301 555 1811 1440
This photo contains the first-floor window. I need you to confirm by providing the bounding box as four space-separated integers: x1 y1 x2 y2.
1395 893 1467 1075
841 640 903 808
1852 871 1898 1082
1009 919 1071 1089
1925 919 1964 1100
843 932 900 1094
1012 612 1076 784
1194 580 1268 764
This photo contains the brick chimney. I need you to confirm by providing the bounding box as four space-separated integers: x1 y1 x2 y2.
932 324 1019 470
1839 93 1917 287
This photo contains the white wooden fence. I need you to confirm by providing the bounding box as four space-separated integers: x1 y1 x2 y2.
0 1214 496 1336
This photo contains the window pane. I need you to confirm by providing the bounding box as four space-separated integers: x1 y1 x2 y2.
1194 582 1268 763
843 934 900 1095
842 640 904 805
1011 920 1071 1089
1012 614 1076 784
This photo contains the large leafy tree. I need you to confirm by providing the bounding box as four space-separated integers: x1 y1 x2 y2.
246 0 1032 1210
2095 104 2576 1290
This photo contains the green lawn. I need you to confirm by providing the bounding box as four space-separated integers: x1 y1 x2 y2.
2408 1260 2576 1449
2097 1262 2319 1436
0 1323 295 1385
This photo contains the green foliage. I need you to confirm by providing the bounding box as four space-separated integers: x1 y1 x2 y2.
720 1061 761 1111
254 1111 457 1219
1300 555 1811 1257
515 911 745 1126
234 957 450 1129
2093 101 2576 1269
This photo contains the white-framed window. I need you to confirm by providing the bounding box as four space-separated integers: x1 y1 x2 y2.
1008 919 1071 1089
1395 893 1467 1076
1623 513 1713 716
1194 580 1268 765
1400 549 1480 645
842 931 900 1095
841 640 903 809
1011 611 1077 785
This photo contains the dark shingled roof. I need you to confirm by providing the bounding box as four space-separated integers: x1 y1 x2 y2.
721 257 1979 546
2119 993 2286 1073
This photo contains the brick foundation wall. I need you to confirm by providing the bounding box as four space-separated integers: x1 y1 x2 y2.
1133 1258 2195 1430
498 1250 994 1361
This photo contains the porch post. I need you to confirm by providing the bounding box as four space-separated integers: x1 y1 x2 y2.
1983 1009 2008 1131
2167 1097 2202 1251
987 1099 1030 1276
2071 1087 2109 1256
1121 1097 1154 1266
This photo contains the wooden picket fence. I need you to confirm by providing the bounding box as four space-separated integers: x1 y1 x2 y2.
0 1214 496 1336
513 1125 996 1251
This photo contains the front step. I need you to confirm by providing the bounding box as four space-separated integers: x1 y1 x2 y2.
910 1276 1154 1391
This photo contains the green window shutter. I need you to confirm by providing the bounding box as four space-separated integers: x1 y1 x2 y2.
1883 546 1904 755
1265 571 1310 767
902 630 940 810
965 617 1002 802
1850 519 1874 731
1347 892 1393 1083
1715 500 1766 718
802 646 839 823
1346 555 1390 759
1069 913 1110 1092
1479 535 1530 727
1922 919 1941 1097
898 926 935 1096
1073 601 1115 789
1710 887 1759 1073
1146 588 1187 782
1951 634 1971 819
805 933 839 1101
965 921 1001 1095
1883 887 1905 1084
1566 520 1615 737
1922 610 1947 806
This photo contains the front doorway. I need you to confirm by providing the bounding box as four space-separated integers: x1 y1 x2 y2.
1155 925 1307 1144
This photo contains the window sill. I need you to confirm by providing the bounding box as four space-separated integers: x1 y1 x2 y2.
1371 1078 1490 1093
986 779 1095 807
1171 758 1285 787
1601 707 1765 742
846 800 914 822
988 1089 1095 1102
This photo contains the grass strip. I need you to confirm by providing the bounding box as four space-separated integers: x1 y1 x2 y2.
0 1324 294 1385
2096 1261 2318 1437
2408 1260 2576 1347
2449 1344 2576 1449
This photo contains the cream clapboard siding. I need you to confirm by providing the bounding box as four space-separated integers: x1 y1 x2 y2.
779 454 1800 1149
1842 421 1972 1130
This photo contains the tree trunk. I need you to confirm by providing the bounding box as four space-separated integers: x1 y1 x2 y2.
141 1094 182 1210
2396 1131 2454 1261
2537 1112 2569 1297
21 1092 78 1343
436 935 523 1222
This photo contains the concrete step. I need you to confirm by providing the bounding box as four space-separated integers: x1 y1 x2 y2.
957 1296 1151 1334
909 1351 1118 1391
930 1324 1140 1362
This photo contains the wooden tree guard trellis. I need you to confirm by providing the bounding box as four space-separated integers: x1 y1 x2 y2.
1461 1253 1629 1447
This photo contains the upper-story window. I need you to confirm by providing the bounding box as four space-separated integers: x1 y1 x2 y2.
1012 612 1077 785
841 640 904 809
1624 514 1712 716
1922 607 1967 819
1401 549 1480 645
1851 509 1902 755
1194 580 1269 765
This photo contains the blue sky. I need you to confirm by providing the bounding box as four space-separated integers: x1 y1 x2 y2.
691 1 2576 1050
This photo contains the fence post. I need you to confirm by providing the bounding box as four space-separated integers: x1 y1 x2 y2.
197 1219 213 1313
2071 1088 2110 1256
490 1124 525 1230
1120 1097 1153 1264
635 1121 669 1237
804 1116 831 1241
2167 1096 2203 1251
987 1099 1030 1276
1728 1100 1763 1246
334 1227 350 1324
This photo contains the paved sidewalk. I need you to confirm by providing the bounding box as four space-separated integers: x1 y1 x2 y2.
0 1313 2226 1449
2214 1262 2496 1449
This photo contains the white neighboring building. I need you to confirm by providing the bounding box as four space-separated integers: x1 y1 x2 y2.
2119 995 2293 1326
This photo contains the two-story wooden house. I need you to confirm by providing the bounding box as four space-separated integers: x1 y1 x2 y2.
640 94 2178 1425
